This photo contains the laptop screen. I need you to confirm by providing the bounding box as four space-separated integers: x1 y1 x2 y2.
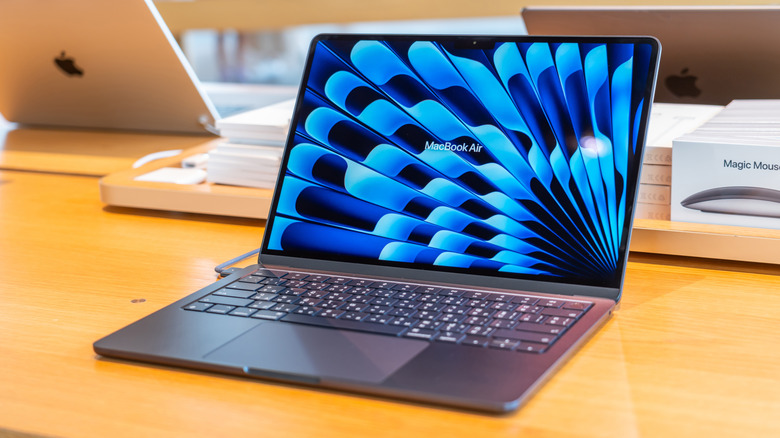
262 34 659 289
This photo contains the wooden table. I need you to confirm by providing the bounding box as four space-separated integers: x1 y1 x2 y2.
2 127 780 437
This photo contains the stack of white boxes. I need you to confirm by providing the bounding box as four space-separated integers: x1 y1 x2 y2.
671 100 780 229
636 103 724 221
208 99 295 189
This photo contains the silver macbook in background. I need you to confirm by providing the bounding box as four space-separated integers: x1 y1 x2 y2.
522 5 780 105
0 0 282 135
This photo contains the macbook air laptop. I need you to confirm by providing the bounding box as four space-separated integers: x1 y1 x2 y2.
94 34 660 412
0 0 290 135
522 5 780 105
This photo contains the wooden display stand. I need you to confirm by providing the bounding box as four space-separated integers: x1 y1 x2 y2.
100 143 780 265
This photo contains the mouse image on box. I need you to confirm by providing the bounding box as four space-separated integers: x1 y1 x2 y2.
681 186 780 218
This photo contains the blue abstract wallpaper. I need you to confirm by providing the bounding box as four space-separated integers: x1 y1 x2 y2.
265 36 656 286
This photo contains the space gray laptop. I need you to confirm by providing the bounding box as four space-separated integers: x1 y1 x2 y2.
522 5 780 105
94 34 660 412
0 0 284 135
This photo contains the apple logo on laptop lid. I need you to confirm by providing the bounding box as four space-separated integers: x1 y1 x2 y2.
54 51 83 77
665 68 700 98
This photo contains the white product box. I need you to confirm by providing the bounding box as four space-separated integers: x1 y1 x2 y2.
671 135 780 229
637 184 671 205
639 164 671 186
635 202 670 221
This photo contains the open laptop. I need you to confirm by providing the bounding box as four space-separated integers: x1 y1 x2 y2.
94 34 660 412
0 0 291 135
522 5 780 106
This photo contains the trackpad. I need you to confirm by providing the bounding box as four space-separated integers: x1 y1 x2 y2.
205 323 428 383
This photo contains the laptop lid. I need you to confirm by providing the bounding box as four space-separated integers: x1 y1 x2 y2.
259 34 660 302
0 0 218 134
522 5 780 105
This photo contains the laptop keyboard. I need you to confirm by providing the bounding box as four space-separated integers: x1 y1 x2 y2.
182 269 592 353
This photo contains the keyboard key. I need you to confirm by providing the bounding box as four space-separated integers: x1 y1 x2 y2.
416 286 441 295
413 320 442 331
405 328 437 340
273 295 300 304
493 310 523 321
258 285 286 294
417 294 441 303
229 307 257 317
489 293 514 302
393 291 420 301
461 336 489 347
251 310 286 320
325 292 352 301
366 305 391 315
389 317 417 327
213 288 256 299
283 280 309 289
226 282 262 291
440 288 466 297
325 284 351 293
463 291 490 300
467 308 495 317
514 322 564 335
370 281 397 289
302 290 329 299
271 303 299 313
319 309 345 319
326 276 350 284
516 304 542 314
183 302 212 312
248 300 275 310
563 301 592 311
512 296 539 305
388 307 416 318
280 287 307 296
298 297 322 307
489 319 517 329
238 275 266 283
492 329 557 344
370 297 397 307
250 292 278 301
489 338 520 350
347 279 373 287
537 299 564 308
319 300 345 310
292 306 320 316
440 323 469 333
520 313 547 324
370 289 396 298
364 314 393 325
199 295 254 307
517 342 548 353
206 304 235 315
341 312 369 321
465 326 493 337
546 317 575 327
438 313 466 324
282 313 405 336
440 296 467 306
436 332 465 343
343 302 368 313
490 301 517 311
541 308 584 319
306 282 329 291
282 272 308 280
